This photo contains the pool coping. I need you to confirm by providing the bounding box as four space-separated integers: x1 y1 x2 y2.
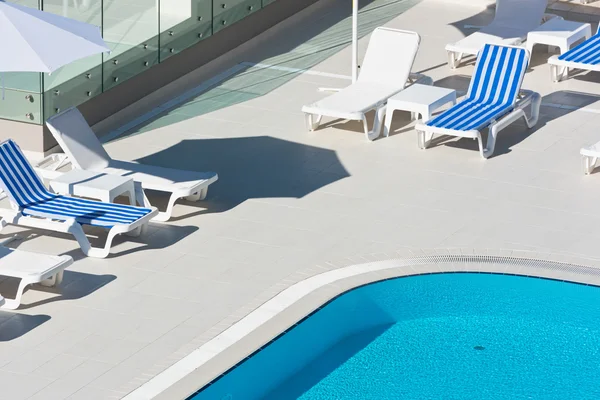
123 249 600 400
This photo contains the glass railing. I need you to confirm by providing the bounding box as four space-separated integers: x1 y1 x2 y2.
0 0 276 124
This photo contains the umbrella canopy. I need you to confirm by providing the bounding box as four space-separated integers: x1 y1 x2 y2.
0 0 109 73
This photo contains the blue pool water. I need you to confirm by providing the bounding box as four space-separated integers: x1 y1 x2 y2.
190 273 600 399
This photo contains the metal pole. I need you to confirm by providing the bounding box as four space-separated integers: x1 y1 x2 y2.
352 0 358 83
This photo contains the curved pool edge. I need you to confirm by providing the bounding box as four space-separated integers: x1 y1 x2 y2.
123 249 600 400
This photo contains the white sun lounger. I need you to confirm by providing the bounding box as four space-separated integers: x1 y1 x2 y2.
446 0 553 69
548 26 600 82
415 44 541 159
39 107 218 222
0 245 72 309
302 27 426 141
0 140 158 258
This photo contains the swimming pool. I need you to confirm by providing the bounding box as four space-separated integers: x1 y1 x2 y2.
190 273 600 399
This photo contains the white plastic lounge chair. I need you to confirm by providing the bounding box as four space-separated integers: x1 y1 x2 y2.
446 0 553 69
302 27 425 141
415 44 541 159
0 245 72 309
39 107 218 222
548 26 600 82
0 140 158 258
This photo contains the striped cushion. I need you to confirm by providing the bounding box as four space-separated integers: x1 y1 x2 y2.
558 33 600 65
0 140 151 227
427 44 528 131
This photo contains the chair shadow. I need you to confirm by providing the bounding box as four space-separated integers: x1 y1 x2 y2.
0 312 50 341
0 270 116 310
133 136 350 215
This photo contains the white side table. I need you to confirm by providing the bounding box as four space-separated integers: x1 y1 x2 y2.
384 84 456 137
526 19 592 56
49 169 136 205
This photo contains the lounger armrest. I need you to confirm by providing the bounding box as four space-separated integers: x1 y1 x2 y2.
33 153 71 181
517 89 537 101
34 153 71 171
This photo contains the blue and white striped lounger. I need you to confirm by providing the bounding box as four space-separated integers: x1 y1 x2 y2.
0 140 158 258
548 26 600 82
415 44 541 159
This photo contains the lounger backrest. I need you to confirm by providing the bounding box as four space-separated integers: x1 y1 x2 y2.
0 140 54 208
467 44 529 107
46 107 111 171
493 0 547 32
358 27 420 88
558 31 600 65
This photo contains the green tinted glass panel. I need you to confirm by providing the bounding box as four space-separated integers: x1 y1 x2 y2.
0 89 42 124
103 0 159 89
42 0 103 116
43 65 102 119
213 0 260 34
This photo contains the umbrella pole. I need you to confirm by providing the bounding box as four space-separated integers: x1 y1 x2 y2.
317 0 358 92
352 0 358 83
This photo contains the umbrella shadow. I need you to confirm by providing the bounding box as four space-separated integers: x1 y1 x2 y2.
134 136 350 218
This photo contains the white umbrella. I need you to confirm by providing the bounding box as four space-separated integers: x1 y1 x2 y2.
0 0 109 97
320 0 359 92
352 0 358 83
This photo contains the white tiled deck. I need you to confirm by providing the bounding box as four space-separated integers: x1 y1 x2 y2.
4 0 600 398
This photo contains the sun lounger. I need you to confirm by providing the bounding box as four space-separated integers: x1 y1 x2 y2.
0 245 72 309
39 107 218 222
415 44 541 159
302 27 425 141
548 26 600 82
0 139 157 258
446 0 553 69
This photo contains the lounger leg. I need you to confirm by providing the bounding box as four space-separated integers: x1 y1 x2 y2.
70 223 118 259
151 193 179 223
583 156 597 174
40 271 63 287
305 114 322 131
523 92 542 128
417 128 435 149
1 277 33 310
384 109 394 138
448 51 462 69
477 132 490 159
184 187 208 202
551 64 568 83
365 105 387 141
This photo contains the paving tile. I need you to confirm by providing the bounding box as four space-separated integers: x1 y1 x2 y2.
0 371 52 400
32 354 87 380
